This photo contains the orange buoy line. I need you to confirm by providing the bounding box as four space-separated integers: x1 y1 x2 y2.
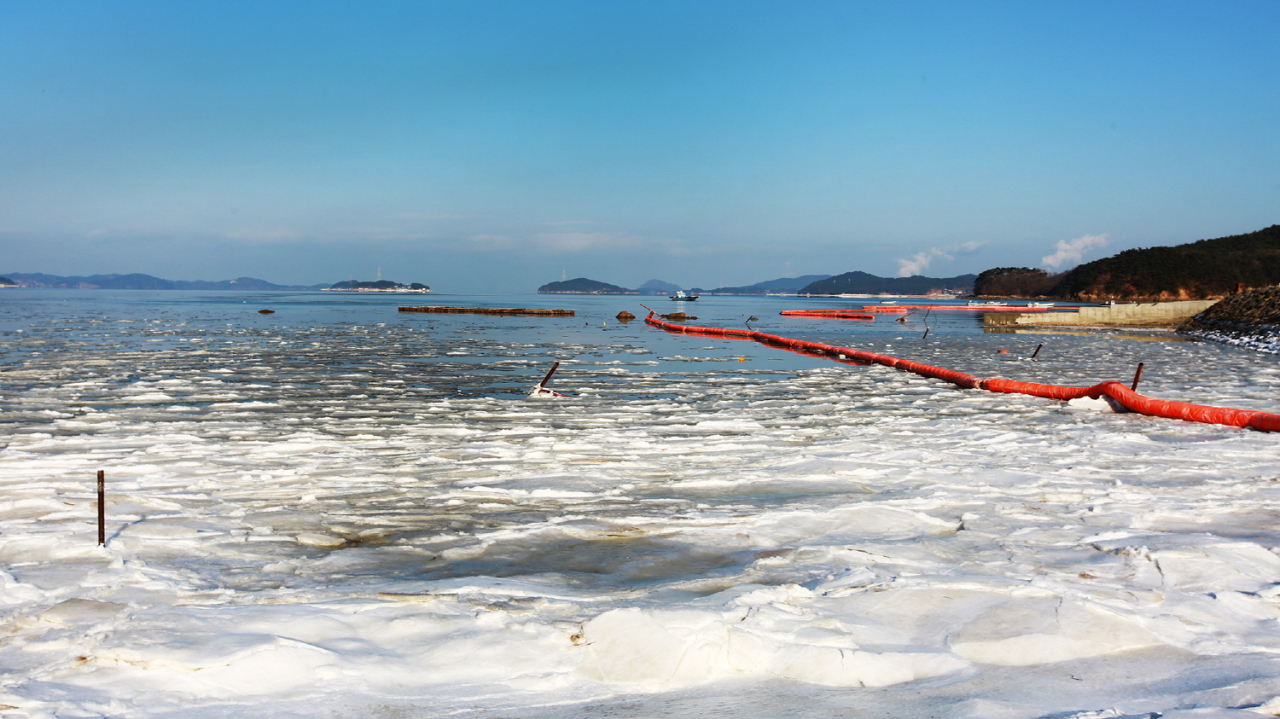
779 310 876 321
644 311 1280 433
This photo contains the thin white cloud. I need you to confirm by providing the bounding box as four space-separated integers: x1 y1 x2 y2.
394 212 469 221
896 241 988 276
531 232 643 252
468 234 512 247
463 230 690 255
224 228 302 242
898 249 949 276
1041 233 1108 269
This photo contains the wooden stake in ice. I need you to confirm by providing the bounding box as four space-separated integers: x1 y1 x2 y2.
97 470 105 546
540 362 560 387
529 362 568 398
1131 362 1144 392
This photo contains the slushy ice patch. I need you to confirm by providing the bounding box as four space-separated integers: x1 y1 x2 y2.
3 299 1280 717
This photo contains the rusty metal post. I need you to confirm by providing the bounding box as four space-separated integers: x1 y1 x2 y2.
97 470 105 546
1031 343 1043 360
1131 362 1144 392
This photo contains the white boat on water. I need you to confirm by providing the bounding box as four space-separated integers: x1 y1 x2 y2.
669 290 699 301
968 300 1009 307
1026 302 1056 308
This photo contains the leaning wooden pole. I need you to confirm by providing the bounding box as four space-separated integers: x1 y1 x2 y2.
540 361 561 388
97 470 105 546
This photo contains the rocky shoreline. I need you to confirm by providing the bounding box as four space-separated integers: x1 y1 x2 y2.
1178 285 1280 354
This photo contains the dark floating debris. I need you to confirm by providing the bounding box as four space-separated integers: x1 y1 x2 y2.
399 306 575 316
258 309 275 314
616 311 636 322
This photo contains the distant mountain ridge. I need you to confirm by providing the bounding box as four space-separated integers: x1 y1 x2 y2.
693 275 831 295
799 271 976 295
637 279 682 295
540 275 836 296
3 272 328 291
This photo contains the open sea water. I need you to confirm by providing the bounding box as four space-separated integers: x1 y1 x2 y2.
3 289 1280 718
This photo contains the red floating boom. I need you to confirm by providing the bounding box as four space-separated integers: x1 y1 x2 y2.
644 311 1280 433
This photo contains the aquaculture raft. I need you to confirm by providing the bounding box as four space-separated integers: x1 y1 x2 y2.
780 310 876 320
644 311 1280 433
399 306 575 316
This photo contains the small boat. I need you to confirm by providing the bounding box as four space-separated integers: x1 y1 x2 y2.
1025 302 1056 308
967 300 1008 307
669 290 699 301
879 300 898 305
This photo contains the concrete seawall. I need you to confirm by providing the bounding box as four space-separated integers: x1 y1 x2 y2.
984 300 1219 328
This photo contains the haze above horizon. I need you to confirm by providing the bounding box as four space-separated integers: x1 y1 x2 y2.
2 1 1277 294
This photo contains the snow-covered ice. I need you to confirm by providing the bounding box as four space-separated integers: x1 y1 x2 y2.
2 290 1280 718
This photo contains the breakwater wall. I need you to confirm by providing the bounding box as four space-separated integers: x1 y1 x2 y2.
984 300 1218 328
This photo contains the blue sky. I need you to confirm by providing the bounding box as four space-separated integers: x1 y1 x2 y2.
2 1 1278 293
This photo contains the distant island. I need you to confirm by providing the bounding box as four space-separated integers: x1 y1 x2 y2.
798 272 976 296
0 272 327 290
538 278 638 294
972 224 1280 301
0 276 18 287
325 280 430 293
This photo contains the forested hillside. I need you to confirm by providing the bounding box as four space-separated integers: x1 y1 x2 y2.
971 226 1280 300
1049 225 1280 301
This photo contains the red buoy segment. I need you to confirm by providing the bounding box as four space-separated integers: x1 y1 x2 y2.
644 311 1280 433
